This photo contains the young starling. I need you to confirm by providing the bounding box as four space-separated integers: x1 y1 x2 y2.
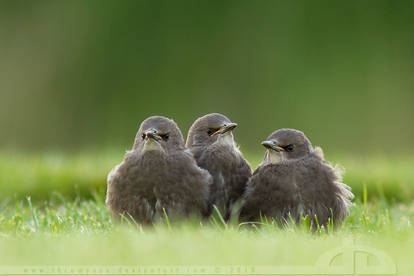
239 128 353 228
186 113 252 221
106 116 211 224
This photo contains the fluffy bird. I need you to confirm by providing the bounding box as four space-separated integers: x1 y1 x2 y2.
239 128 353 228
106 116 211 224
186 113 252 221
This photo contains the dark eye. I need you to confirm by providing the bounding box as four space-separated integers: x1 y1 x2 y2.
284 144 294 152
207 128 218 136
141 133 146 140
160 133 169 141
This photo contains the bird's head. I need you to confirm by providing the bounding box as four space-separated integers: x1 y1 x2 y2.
133 116 185 154
261 128 313 164
186 113 238 148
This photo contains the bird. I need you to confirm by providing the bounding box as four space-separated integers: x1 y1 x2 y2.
239 128 353 229
106 116 212 224
186 113 252 221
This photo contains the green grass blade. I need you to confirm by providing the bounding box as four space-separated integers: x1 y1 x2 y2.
26 196 40 231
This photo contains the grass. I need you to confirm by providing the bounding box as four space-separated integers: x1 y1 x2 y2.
0 151 413 274
0 197 413 274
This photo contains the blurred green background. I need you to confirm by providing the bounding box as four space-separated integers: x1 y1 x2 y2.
1 0 413 154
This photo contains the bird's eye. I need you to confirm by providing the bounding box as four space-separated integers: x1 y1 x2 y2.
141 133 146 140
207 128 218 136
160 133 169 141
284 144 294 152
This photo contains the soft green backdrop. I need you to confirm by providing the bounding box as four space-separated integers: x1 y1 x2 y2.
1 0 413 154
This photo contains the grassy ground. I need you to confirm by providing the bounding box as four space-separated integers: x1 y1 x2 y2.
0 151 413 275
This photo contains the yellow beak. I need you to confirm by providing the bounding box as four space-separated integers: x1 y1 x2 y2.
211 122 238 136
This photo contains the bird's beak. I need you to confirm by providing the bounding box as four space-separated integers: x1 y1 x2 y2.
261 140 285 152
211 122 238 136
145 129 162 141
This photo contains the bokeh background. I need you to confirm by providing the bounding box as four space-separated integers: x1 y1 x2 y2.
1 0 413 155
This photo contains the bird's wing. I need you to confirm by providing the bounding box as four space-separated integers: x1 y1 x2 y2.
298 154 354 227
106 150 136 186
105 151 157 224
313 147 354 203
195 147 252 220
194 149 226 213
224 155 252 220
107 163 122 185
105 161 124 209
153 151 211 220
239 164 298 224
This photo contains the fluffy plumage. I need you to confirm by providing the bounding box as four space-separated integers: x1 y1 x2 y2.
186 113 252 221
239 128 353 228
106 116 211 224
